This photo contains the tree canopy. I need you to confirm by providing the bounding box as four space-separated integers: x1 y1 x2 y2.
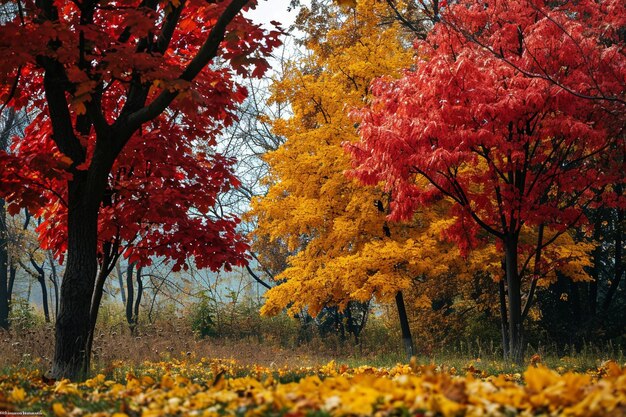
348 0 625 361
0 0 280 379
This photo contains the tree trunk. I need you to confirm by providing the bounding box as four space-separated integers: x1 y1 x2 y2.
345 303 359 345
29 258 51 323
395 291 415 361
603 207 623 312
84 261 111 374
504 234 523 364
8 263 16 306
51 176 100 380
570 280 581 322
48 251 60 319
588 246 600 317
126 261 136 336
37 274 50 323
134 266 143 331
0 198 9 330
116 261 126 305
498 279 510 360
0 109 15 331
51 127 120 379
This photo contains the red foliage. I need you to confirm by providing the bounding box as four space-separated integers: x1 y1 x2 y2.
349 0 624 258
0 0 282 271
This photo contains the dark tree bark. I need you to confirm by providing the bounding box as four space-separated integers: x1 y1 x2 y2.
355 302 369 343
335 308 346 342
48 251 60 319
52 201 99 378
504 234 524 364
125 262 143 337
603 205 624 312
588 275 598 316
588 231 602 317
30 258 50 323
345 303 355 344
126 261 136 335
52 165 111 379
38 274 50 323
395 291 415 361
0 198 8 330
8 262 16 308
498 278 510 359
0 109 16 331
569 279 582 336
84 189 123 371
349 302 371 346
23 215 52 323
84 264 110 373
134 266 143 329
116 262 126 305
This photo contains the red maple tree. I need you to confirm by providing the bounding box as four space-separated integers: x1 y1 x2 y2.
0 0 280 379
349 0 625 362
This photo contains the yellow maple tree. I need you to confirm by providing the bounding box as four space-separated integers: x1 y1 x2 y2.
250 0 595 351
251 0 477 317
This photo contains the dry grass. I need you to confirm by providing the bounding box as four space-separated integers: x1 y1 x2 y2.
90 320 332 369
2 317 622 377
0 319 337 374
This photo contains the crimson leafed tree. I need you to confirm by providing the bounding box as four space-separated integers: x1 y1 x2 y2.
349 0 625 362
0 0 280 379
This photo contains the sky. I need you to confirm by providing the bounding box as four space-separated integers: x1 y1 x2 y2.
245 0 300 30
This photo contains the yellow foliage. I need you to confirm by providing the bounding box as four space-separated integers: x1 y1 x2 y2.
54 379 80 395
52 403 67 417
2 359 625 417
84 373 106 388
252 0 479 319
250 0 594 346
334 0 357 7
10 387 26 402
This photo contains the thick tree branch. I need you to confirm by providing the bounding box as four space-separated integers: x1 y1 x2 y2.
245 264 272 290
41 61 86 165
154 1 186 54
124 0 250 133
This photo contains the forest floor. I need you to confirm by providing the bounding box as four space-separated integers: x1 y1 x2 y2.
1 354 625 417
2 322 625 416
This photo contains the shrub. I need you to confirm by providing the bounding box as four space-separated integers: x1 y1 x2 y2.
9 298 43 331
187 291 217 338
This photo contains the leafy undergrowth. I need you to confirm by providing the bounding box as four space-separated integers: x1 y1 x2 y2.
1 359 624 417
